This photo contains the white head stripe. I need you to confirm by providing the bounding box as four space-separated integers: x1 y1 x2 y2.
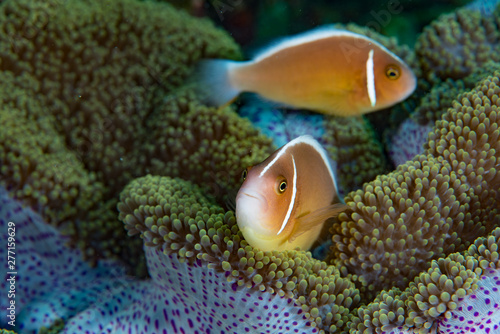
259 146 286 178
277 155 297 235
366 49 376 107
259 135 336 185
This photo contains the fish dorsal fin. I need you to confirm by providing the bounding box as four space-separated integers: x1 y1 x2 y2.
253 25 368 62
288 203 347 242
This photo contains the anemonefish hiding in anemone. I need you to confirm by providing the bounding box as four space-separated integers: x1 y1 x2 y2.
194 25 417 117
235 135 347 251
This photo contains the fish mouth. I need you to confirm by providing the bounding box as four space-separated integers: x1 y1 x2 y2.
242 192 259 200
236 188 269 211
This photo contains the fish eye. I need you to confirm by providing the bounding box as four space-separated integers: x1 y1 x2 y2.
278 180 287 193
241 169 248 181
385 65 400 80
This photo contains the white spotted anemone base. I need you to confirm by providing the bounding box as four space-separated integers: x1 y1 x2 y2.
437 268 500 334
142 246 318 334
59 247 319 333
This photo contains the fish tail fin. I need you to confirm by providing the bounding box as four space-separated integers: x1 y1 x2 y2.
191 59 242 107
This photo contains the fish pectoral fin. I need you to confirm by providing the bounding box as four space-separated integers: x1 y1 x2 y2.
322 98 354 117
224 189 238 212
314 88 361 117
289 203 348 242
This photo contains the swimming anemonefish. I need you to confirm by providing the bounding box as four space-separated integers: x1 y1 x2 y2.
235 135 346 251
195 26 416 116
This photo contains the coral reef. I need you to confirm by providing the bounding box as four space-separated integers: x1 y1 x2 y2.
0 0 270 270
0 181 327 333
333 154 482 294
322 116 389 195
350 226 500 333
384 6 500 157
411 61 500 125
332 73 500 304
146 90 273 204
404 253 481 329
411 78 468 125
8 176 500 333
6 71 500 334
387 118 433 166
0 71 103 230
384 63 500 165
0 184 310 333
3 1 500 333
385 10 500 149
416 6 500 81
117 175 361 333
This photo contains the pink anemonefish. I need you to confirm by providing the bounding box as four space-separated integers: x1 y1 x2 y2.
235 135 346 251
195 25 417 117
